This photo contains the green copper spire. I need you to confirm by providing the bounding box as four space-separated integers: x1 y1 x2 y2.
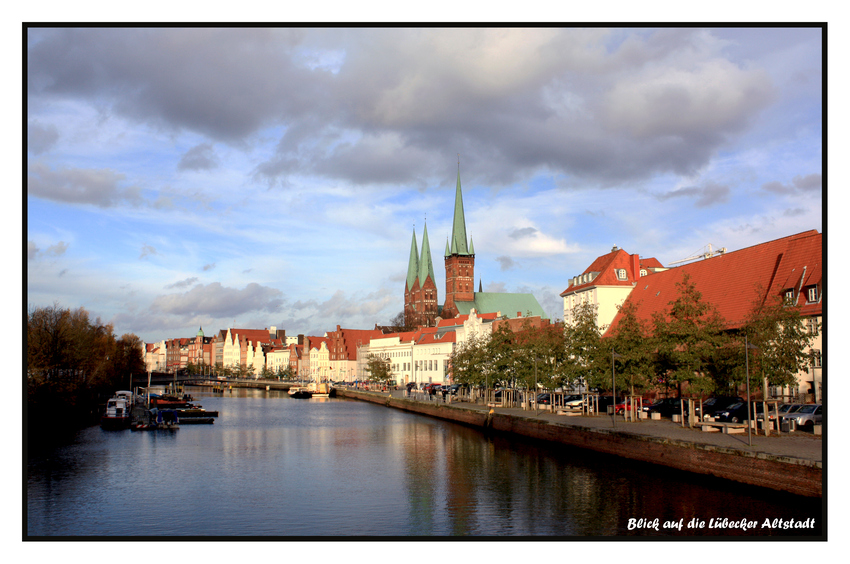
418 222 435 285
450 166 471 256
445 237 451 258
406 228 419 290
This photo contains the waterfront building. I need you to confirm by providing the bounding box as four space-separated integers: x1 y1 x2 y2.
560 248 666 332
605 230 823 401
144 340 166 373
326 326 386 382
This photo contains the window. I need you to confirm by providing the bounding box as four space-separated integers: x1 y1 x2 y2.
807 318 819 336
807 286 818 302
784 289 795 304
616 269 627 280
812 350 822 369
640 269 647 277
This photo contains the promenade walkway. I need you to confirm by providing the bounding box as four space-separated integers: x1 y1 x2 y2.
388 390 823 464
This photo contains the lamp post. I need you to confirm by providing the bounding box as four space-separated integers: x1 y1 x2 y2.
612 350 623 429
745 334 759 447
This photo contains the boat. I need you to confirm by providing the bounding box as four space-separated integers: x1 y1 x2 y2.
101 391 134 429
148 393 193 408
130 407 180 430
308 382 332 398
288 386 313 399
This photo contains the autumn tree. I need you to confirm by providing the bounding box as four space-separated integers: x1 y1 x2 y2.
449 332 491 387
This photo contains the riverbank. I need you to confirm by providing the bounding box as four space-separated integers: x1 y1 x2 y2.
335 388 822 498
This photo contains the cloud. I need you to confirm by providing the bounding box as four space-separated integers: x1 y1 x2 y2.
27 28 781 189
763 173 821 195
177 143 219 171
28 162 141 207
151 282 284 317
509 227 538 240
496 256 516 271
657 181 730 208
140 244 157 259
202 263 216 271
165 277 199 289
28 121 59 154
27 240 68 260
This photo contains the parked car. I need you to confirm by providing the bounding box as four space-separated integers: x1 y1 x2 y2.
782 404 822 428
643 398 685 418
714 402 761 423
562 395 585 408
614 398 647 414
756 403 802 421
700 396 745 417
535 393 551 405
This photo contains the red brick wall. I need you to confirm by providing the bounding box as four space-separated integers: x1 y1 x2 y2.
338 389 821 498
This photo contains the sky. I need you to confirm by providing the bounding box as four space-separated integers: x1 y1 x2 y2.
25 26 824 344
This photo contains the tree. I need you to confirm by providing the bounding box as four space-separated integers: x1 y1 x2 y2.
563 301 606 390
388 311 415 332
742 286 817 390
27 303 145 435
607 300 654 396
652 273 728 396
366 354 393 384
449 332 490 387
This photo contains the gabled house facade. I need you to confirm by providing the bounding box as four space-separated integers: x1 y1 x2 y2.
560 247 666 332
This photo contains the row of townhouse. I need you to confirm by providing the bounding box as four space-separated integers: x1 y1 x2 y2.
143 309 550 386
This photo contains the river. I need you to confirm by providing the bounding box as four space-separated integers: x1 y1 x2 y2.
26 387 822 538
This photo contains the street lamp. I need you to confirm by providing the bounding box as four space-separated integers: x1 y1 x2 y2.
745 334 759 447
612 349 623 429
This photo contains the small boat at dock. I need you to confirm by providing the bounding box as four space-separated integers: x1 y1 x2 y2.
101 391 134 429
288 386 313 399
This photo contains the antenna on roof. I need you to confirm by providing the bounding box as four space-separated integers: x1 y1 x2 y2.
669 243 728 266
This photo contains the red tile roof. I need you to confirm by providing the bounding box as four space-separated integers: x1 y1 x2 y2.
561 249 663 295
607 230 822 334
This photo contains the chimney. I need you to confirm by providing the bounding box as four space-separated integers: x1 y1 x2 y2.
632 254 640 278
517 311 522 318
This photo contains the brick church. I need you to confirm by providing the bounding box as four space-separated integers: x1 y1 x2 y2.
404 167 545 328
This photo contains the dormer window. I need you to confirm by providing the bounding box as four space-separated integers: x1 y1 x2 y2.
807 286 818 303
784 289 795 304
640 269 647 277
616 269 627 280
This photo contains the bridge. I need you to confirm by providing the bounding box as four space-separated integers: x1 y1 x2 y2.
130 372 296 391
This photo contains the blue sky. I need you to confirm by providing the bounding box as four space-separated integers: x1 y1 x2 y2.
25 26 824 344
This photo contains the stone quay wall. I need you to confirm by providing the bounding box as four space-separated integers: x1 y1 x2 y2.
337 389 821 498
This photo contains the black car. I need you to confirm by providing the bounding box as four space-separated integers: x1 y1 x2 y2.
714 402 760 423
643 397 685 417
701 396 744 417
535 393 551 405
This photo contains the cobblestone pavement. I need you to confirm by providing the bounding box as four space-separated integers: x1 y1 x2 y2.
389 390 823 464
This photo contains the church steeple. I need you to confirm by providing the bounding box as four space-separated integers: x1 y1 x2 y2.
450 165 471 256
418 221 435 286
406 228 419 291
443 162 475 319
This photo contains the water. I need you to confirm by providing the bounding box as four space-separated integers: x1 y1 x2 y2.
26 387 822 538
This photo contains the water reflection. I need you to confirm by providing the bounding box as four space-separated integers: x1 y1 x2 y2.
27 387 822 537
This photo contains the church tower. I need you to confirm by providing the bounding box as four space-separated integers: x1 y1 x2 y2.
404 223 438 327
443 166 475 319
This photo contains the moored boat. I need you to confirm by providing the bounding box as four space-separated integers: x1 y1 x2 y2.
101 391 134 429
288 386 313 399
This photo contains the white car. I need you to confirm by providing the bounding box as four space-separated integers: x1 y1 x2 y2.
782 404 822 428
